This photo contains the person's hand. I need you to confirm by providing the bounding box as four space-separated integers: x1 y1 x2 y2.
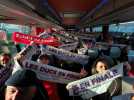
124 62 131 71
14 53 26 63
14 41 18 45
80 68 88 78
14 53 21 60
29 41 34 45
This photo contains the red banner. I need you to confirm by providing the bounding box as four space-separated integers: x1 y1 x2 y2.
12 32 61 47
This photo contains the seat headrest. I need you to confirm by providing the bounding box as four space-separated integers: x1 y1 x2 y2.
128 50 134 63
88 48 98 59
110 47 121 58
103 55 115 67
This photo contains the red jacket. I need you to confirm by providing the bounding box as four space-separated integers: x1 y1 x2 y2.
43 81 60 100
128 70 134 77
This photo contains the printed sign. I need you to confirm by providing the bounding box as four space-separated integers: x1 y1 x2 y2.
22 60 81 84
78 48 87 55
59 42 78 51
66 63 123 99
41 45 89 65
12 32 60 46
18 44 39 59
53 33 76 43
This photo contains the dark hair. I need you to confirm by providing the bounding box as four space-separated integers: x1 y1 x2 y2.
91 57 109 75
38 54 50 61
0 53 11 58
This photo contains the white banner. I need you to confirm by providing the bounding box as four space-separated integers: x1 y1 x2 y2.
18 44 39 59
16 32 49 60
12 44 39 74
53 33 75 42
41 45 89 65
78 48 87 55
22 60 81 84
59 42 78 51
38 32 51 38
66 63 123 99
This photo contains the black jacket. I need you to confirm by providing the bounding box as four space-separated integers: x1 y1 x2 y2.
0 81 49 100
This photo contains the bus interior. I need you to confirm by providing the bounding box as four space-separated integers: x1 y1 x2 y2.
0 0 134 100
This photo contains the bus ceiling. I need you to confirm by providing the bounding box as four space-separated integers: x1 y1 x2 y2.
0 0 134 30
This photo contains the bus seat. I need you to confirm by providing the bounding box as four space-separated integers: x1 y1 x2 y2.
88 48 99 59
110 47 121 59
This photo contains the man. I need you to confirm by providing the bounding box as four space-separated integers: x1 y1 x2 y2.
0 53 12 87
0 53 11 69
3 69 48 100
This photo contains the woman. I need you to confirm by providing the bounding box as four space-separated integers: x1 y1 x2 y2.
91 57 122 100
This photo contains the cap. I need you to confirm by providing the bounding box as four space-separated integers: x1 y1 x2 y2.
5 69 37 87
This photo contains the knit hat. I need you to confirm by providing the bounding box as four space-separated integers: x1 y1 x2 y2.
5 69 37 87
